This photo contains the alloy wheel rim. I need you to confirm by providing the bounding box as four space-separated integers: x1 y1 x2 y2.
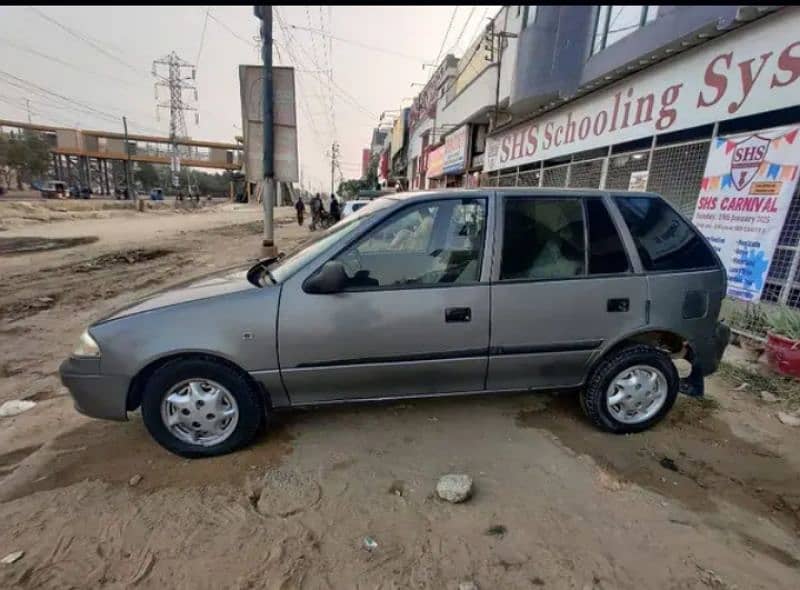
606 365 668 425
160 379 239 446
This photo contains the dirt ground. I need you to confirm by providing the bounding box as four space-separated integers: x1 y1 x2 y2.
0 201 799 589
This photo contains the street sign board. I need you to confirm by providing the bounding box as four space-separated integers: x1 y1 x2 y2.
239 65 299 183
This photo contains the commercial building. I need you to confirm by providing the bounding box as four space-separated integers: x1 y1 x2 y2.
482 5 800 312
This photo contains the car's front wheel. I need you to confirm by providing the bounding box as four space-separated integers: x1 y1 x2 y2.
140 357 265 457
581 345 679 434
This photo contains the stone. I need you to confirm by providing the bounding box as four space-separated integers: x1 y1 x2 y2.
760 391 779 403
459 582 479 590
777 411 800 427
0 400 36 418
129 474 142 486
1 551 24 565
436 474 473 503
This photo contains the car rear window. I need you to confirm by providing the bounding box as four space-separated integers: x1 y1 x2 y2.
613 196 717 272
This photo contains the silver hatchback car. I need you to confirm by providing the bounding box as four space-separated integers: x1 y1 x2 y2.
61 189 729 457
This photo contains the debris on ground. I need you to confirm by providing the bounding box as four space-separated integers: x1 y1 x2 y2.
436 474 473 503
129 474 142 487
0 400 37 418
733 382 749 391
458 581 479 590
760 391 779 403
659 457 679 472
1 551 24 565
362 536 378 552
388 480 405 497
485 525 507 537
776 411 800 427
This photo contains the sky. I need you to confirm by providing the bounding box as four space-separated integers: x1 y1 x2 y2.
0 5 496 194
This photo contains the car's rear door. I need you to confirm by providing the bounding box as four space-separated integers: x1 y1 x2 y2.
487 192 648 391
277 194 493 405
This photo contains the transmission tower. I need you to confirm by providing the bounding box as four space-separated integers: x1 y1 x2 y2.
153 52 198 189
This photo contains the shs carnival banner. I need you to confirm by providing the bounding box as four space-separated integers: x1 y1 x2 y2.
692 125 800 302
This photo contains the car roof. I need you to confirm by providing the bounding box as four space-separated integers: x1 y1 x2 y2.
383 187 662 202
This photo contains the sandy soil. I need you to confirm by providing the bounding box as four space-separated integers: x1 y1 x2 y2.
0 202 799 589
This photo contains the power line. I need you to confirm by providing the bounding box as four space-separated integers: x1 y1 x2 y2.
285 24 427 62
0 69 162 134
433 6 459 67
27 6 145 76
206 9 258 49
0 37 139 87
450 6 477 54
196 7 211 66
275 9 376 119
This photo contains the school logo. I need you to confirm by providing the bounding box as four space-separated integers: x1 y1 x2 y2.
730 135 770 190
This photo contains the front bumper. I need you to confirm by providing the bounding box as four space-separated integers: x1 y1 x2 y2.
59 357 130 421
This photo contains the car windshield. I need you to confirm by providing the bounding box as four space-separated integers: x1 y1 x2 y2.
268 197 396 283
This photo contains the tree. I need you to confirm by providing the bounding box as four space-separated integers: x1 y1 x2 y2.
134 162 160 189
1 132 50 189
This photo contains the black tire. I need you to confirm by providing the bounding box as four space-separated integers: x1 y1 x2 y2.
140 357 265 458
580 345 679 434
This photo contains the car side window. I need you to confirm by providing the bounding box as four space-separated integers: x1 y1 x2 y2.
613 196 717 271
500 198 586 281
586 198 630 274
334 198 487 289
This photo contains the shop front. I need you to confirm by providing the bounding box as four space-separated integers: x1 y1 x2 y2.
482 8 800 313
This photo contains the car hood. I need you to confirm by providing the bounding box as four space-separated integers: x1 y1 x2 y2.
96 265 261 323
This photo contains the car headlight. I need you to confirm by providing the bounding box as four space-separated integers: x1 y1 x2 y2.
73 329 101 357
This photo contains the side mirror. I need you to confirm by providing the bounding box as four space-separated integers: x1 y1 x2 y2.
303 260 348 294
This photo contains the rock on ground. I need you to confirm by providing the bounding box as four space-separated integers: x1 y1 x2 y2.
777 411 800 427
1 551 24 564
436 474 473 503
0 400 36 418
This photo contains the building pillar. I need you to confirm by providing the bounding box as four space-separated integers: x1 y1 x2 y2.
103 159 110 195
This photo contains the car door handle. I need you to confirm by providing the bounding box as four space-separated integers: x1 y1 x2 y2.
607 298 629 313
445 307 471 322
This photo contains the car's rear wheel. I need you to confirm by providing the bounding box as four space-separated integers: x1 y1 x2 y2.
580 345 678 433
140 357 265 457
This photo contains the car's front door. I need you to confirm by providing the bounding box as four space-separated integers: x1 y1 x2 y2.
487 194 648 391
278 195 492 405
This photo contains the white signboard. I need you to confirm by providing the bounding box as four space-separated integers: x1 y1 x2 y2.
628 171 649 191
443 125 469 175
692 125 800 302
239 65 299 183
485 9 800 172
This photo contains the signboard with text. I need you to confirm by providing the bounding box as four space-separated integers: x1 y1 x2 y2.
485 9 800 172
427 144 445 179
444 125 469 175
692 125 800 301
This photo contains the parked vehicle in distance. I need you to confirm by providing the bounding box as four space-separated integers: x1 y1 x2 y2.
149 188 164 201
69 185 92 199
40 180 68 199
341 199 371 219
60 188 729 457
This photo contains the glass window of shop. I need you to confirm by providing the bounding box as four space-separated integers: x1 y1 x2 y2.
591 6 659 55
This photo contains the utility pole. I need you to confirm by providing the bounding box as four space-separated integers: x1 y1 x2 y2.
25 99 31 124
329 141 339 196
122 116 134 200
255 5 277 256
153 52 198 191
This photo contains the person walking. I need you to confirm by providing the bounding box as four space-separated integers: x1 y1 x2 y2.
310 193 322 230
295 195 306 226
329 193 341 223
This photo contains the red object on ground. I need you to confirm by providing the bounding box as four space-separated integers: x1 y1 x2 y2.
765 332 800 378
